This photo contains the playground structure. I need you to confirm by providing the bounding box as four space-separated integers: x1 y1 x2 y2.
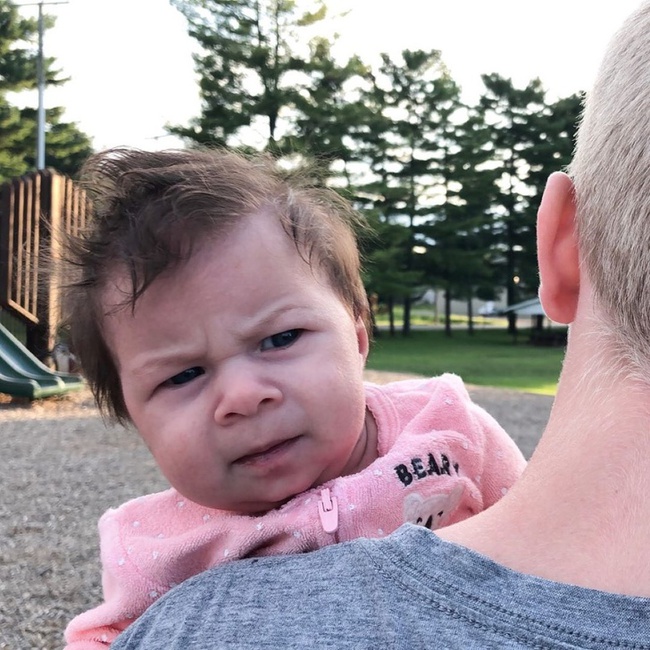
0 321 83 398
0 169 88 399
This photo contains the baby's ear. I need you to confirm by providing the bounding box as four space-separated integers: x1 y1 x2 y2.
355 316 370 362
537 173 580 324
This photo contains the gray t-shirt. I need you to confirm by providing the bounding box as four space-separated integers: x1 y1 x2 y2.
112 524 650 649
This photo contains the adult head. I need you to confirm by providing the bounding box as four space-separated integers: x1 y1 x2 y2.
550 0 650 380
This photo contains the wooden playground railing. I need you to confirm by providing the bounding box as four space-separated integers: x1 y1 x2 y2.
0 170 89 359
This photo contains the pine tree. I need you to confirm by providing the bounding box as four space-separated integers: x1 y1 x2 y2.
356 49 464 335
169 0 332 149
0 1 92 181
477 75 581 333
280 36 369 179
478 74 548 333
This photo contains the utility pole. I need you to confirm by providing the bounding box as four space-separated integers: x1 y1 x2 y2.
15 1 68 170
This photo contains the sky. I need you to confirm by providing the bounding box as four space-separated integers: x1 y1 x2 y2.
18 0 646 151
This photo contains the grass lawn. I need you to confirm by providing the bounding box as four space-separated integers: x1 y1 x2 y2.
366 327 565 395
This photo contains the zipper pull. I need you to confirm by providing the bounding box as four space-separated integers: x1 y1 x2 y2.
318 488 339 533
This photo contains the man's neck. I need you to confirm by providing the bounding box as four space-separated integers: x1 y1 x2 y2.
437 332 650 597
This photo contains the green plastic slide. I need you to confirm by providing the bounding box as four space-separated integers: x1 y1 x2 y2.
0 322 85 399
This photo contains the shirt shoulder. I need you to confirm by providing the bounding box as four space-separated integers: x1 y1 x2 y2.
112 526 650 650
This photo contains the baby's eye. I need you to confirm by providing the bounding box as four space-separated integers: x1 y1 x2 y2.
165 367 205 386
260 329 303 352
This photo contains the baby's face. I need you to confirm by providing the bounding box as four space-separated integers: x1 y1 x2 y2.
102 212 370 513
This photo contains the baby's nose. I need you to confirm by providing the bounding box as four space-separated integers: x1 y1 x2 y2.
212 362 282 424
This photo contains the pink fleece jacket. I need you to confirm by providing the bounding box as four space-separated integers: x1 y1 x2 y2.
65 374 526 648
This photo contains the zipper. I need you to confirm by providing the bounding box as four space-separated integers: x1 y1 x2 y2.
318 488 339 534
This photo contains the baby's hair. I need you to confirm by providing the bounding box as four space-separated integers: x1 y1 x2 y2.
568 1 650 376
63 147 371 422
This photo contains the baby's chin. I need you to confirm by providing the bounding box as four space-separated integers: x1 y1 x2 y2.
182 468 331 514
193 487 308 515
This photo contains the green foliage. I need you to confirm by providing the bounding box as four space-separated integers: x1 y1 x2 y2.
282 37 369 174
366 328 564 395
362 213 422 302
18 107 94 178
353 49 466 334
0 101 31 179
169 1 583 332
477 75 581 331
0 1 63 94
0 0 92 182
169 0 344 150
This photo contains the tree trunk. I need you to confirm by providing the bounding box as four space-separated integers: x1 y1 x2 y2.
467 296 474 336
402 295 412 337
444 289 452 337
508 312 518 338
388 296 396 337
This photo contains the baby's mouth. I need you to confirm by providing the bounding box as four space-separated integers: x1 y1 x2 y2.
234 436 301 466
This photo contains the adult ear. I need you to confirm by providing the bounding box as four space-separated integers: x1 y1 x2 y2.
537 172 580 324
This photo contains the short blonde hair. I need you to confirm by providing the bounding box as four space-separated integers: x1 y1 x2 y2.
569 1 650 370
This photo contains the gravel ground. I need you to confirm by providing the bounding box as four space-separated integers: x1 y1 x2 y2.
0 372 553 650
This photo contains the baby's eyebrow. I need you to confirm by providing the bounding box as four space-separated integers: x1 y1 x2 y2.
125 350 195 379
249 303 303 327
233 304 309 339
121 304 312 378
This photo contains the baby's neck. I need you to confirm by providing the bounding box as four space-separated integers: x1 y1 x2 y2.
340 408 379 478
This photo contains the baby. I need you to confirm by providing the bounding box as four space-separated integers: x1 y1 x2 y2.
63 147 526 648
